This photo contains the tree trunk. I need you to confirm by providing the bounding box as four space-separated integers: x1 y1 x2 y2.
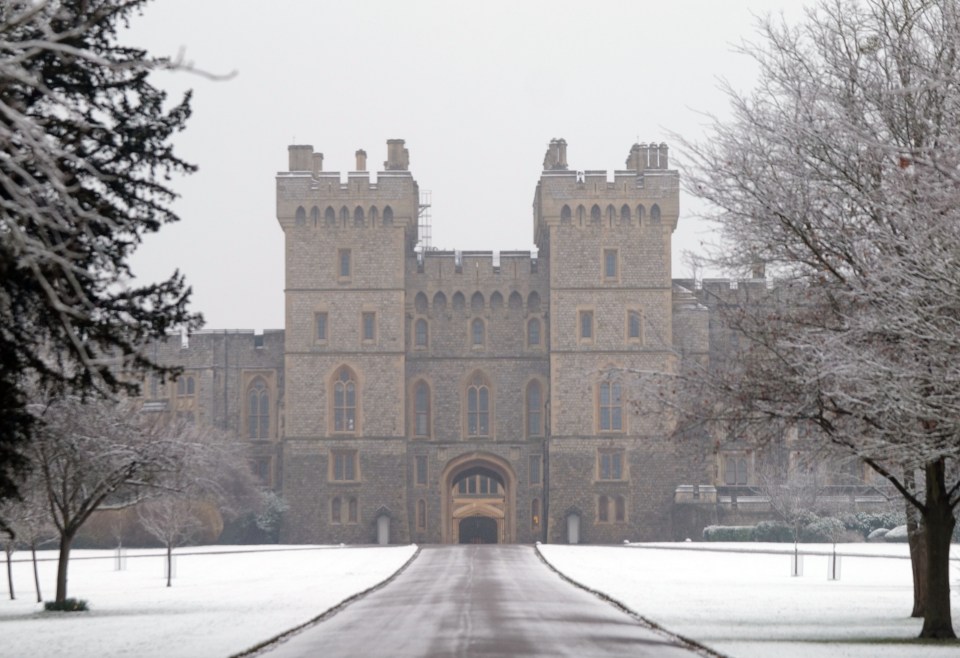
55 533 74 603
919 459 957 639
5 545 13 600
31 543 42 603
904 468 926 618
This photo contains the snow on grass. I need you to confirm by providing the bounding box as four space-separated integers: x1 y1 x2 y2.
1 544 417 658
538 542 960 658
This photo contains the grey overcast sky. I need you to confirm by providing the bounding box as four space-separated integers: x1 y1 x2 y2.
125 0 808 331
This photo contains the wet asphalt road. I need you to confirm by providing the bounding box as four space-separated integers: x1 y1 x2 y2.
256 545 702 658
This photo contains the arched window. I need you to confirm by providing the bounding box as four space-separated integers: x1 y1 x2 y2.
414 381 430 437
531 498 541 531
590 204 602 224
471 318 485 347
598 495 609 522
508 291 523 310
466 374 490 436
415 318 428 348
369 206 379 225
471 291 484 312
620 204 631 224
526 380 542 437
527 318 541 346
527 291 541 312
325 206 336 226
651 203 661 223
433 291 447 311
310 206 320 227
383 206 394 225
415 292 428 313
606 204 616 225
354 206 365 226
577 205 586 225
247 377 269 439
417 499 427 530
333 367 357 433
490 291 503 310
636 204 645 225
331 497 342 524
295 206 306 226
561 205 572 224
615 495 626 522
452 291 466 311
599 379 622 431
348 497 358 523
340 206 350 225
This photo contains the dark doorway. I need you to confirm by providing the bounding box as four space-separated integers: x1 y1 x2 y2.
459 516 498 544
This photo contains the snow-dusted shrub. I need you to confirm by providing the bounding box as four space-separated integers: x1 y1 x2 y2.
753 521 793 543
884 525 909 543
703 525 755 542
44 598 88 612
867 528 890 542
841 512 906 538
800 517 846 543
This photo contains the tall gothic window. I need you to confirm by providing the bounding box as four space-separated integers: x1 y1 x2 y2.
471 318 485 347
247 377 269 439
415 318 428 348
333 367 357 433
599 380 622 431
527 318 541 346
414 381 430 437
467 374 490 437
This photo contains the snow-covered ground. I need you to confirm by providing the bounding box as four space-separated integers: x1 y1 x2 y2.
1 544 417 658
4 542 959 658
538 542 960 658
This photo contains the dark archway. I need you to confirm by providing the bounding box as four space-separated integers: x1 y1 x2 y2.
459 516 498 544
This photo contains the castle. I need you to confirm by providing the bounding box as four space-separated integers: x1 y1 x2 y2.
144 138 775 545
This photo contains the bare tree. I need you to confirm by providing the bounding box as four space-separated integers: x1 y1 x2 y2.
0 474 54 602
0 0 204 502
675 0 960 638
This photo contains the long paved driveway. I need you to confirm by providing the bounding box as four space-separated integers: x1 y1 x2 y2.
257 545 704 657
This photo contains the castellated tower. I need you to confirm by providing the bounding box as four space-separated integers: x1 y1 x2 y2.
277 140 418 543
533 139 682 542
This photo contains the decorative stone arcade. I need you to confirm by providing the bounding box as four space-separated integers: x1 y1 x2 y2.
441 453 517 544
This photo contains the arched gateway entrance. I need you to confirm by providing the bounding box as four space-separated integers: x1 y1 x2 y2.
441 453 517 544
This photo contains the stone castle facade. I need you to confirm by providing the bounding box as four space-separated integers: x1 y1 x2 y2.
144 138 743 545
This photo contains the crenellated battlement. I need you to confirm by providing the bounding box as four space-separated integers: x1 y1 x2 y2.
533 138 680 251
277 139 419 233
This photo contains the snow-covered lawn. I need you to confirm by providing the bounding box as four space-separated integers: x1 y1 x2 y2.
538 542 960 658
5 542 960 658
1 544 417 658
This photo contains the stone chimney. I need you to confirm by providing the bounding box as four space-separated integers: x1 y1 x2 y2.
385 139 409 171
355 149 367 171
288 144 313 172
312 152 324 175
542 138 569 170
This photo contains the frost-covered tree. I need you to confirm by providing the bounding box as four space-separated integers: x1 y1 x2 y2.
0 474 54 602
137 419 261 587
0 0 202 500
676 0 960 639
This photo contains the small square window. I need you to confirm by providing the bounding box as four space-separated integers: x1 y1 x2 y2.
315 312 328 342
338 249 351 278
579 310 593 341
598 449 624 480
331 450 358 482
603 249 618 280
362 312 376 342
